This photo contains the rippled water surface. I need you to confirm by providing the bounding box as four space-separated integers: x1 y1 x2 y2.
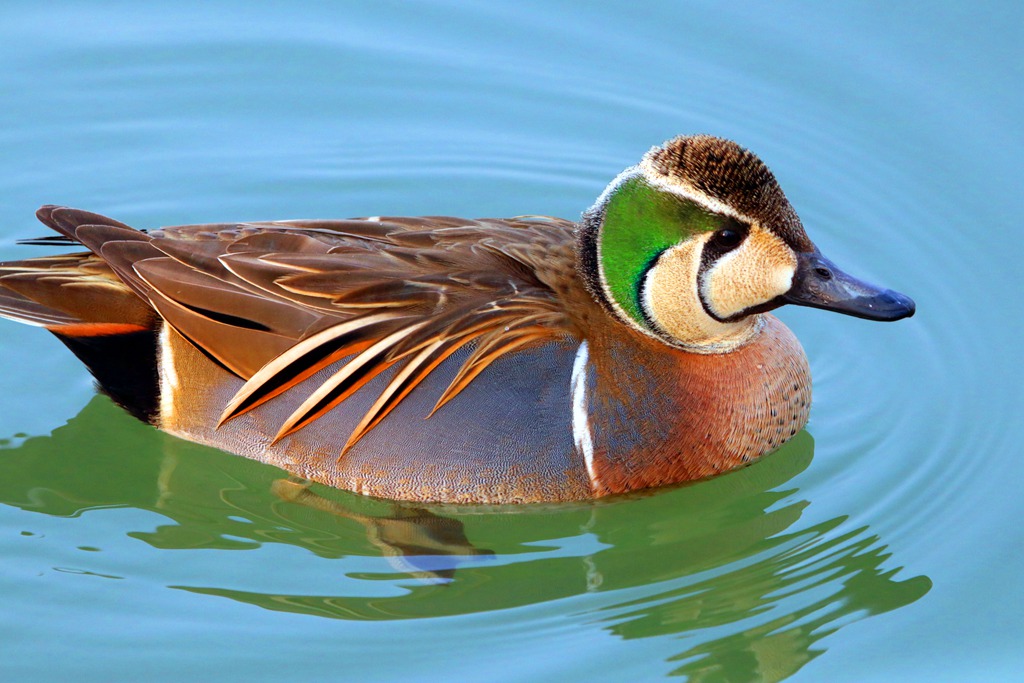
1 3 1021 681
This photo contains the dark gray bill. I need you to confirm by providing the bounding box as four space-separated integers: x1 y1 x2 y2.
782 249 915 321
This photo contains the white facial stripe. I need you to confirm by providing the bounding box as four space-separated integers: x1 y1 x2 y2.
639 156 756 225
700 227 797 319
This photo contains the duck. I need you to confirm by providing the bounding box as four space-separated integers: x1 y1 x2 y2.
0 135 914 504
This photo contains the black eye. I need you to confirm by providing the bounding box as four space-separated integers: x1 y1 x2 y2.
711 228 744 250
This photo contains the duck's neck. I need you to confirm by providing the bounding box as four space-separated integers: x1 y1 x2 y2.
572 313 811 496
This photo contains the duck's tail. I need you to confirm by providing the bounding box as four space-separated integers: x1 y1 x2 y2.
0 206 161 421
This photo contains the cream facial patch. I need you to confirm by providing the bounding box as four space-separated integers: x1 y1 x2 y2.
700 227 796 320
642 236 760 352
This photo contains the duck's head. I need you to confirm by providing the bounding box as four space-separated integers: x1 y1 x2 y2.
578 135 915 353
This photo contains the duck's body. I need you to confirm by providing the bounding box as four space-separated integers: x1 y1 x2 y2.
0 136 912 503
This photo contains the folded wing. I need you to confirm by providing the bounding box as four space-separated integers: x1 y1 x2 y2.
15 206 579 450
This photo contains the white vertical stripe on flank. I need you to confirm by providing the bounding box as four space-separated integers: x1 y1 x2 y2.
571 340 599 490
158 324 179 424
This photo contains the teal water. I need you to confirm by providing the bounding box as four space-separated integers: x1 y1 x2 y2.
0 3 1020 681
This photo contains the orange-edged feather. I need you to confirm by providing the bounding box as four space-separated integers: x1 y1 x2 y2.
217 311 414 424
271 321 430 443
341 337 464 454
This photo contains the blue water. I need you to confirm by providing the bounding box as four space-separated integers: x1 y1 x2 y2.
1 2 1021 681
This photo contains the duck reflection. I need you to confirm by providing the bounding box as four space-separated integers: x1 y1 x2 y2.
270 478 493 583
0 395 929 679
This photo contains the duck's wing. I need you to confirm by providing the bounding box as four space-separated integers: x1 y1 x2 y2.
31 206 580 449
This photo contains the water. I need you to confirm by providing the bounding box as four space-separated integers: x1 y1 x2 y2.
0 2 1020 681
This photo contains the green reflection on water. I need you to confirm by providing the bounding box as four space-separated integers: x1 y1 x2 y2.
0 396 929 680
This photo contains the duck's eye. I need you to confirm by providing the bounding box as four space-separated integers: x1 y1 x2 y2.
711 228 744 250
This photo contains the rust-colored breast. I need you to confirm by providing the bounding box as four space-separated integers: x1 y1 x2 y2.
583 314 811 495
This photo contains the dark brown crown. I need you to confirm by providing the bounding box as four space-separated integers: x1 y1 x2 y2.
643 135 812 250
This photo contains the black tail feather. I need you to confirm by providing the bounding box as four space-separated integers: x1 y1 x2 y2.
52 329 161 424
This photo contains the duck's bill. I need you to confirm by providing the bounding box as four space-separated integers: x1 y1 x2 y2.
782 249 915 321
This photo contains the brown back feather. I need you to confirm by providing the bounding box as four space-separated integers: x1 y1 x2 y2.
14 208 581 450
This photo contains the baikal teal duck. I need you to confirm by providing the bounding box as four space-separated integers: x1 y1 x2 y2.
0 135 914 504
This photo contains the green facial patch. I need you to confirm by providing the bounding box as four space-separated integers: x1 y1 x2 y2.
598 173 726 326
